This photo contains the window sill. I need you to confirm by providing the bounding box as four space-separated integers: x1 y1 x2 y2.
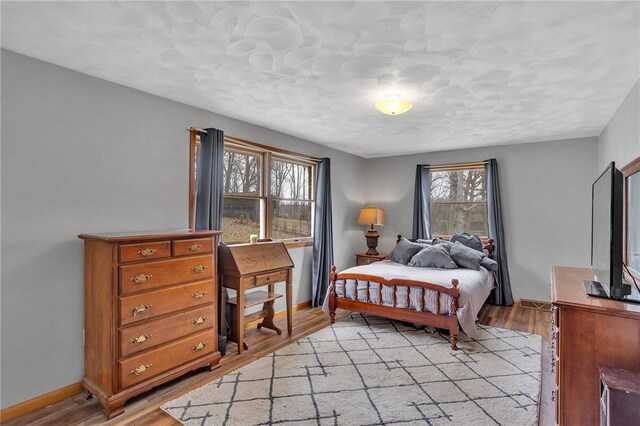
222 239 313 249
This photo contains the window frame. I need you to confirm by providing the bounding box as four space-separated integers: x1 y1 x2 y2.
189 130 317 248
429 162 488 239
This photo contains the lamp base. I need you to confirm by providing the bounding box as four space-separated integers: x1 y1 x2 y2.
364 229 380 256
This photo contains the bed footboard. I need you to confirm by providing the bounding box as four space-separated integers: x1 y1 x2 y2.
328 266 460 349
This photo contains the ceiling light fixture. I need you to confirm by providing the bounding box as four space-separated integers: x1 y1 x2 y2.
375 95 413 116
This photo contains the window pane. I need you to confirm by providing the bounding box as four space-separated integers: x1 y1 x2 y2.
272 200 312 239
431 203 488 237
431 169 486 202
271 159 311 200
223 150 260 195
222 198 261 243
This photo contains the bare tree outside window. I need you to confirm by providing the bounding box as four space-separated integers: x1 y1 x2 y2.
222 149 262 242
431 167 488 237
271 159 312 240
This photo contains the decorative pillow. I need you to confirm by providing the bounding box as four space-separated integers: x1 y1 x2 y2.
415 239 433 245
480 257 499 272
408 245 457 269
449 233 484 252
386 238 424 265
431 239 453 251
450 241 486 270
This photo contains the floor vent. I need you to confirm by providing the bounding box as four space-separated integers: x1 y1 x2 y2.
519 299 552 311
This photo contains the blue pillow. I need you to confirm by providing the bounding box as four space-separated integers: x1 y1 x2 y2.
449 233 483 252
480 257 499 271
450 241 485 270
408 245 457 269
386 238 424 265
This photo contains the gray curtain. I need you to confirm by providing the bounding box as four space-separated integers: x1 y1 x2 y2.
485 158 514 306
412 165 432 239
194 128 228 337
312 158 334 307
195 128 224 231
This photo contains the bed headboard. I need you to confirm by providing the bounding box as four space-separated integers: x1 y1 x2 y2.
397 234 495 260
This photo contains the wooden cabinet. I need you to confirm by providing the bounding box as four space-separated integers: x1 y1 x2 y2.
551 266 640 425
599 366 640 425
78 230 222 419
356 252 386 266
218 242 294 354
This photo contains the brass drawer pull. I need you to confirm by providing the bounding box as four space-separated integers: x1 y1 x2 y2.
192 342 208 352
138 248 157 257
192 316 208 325
130 304 152 316
130 334 151 345
192 265 208 273
131 274 152 284
131 364 152 376
192 290 208 300
188 244 203 251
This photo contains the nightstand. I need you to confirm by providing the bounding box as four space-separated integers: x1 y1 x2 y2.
356 252 386 266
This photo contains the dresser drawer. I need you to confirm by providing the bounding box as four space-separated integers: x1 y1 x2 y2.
120 280 214 326
356 256 379 266
119 241 171 263
172 238 213 257
120 255 213 294
255 270 288 286
119 305 215 357
119 329 214 389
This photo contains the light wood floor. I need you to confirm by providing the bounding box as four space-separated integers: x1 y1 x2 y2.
5 304 551 426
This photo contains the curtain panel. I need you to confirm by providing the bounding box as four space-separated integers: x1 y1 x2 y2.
195 128 224 231
485 158 514 306
312 158 334 307
413 165 432 240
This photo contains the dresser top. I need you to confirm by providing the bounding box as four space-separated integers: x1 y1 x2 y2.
551 265 640 317
78 229 222 242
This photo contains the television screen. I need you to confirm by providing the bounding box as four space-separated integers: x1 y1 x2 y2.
592 167 613 293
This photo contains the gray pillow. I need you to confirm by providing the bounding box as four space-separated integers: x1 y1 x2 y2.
480 257 498 272
432 239 453 251
450 241 486 270
386 238 424 265
449 233 483 252
408 245 457 269
415 239 433 245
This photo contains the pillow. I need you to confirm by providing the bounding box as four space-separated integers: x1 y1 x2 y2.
449 233 483 252
386 238 424 265
450 241 485 270
408 245 457 269
480 257 499 272
415 239 433 245
432 239 453 251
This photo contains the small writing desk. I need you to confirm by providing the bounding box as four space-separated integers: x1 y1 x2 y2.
218 242 294 354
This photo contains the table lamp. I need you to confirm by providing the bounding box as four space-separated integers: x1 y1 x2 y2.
357 207 385 255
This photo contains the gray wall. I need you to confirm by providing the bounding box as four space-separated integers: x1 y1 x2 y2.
364 138 598 301
0 49 366 408
597 80 640 170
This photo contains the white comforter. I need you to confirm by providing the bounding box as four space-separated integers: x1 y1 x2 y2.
322 260 495 339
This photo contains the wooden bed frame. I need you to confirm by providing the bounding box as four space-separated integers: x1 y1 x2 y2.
328 235 495 350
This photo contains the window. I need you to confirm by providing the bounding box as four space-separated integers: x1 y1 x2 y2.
430 164 487 237
189 130 316 244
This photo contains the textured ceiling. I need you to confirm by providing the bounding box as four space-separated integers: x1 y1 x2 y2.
2 1 639 157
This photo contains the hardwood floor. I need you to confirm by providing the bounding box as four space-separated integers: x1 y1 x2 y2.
5 304 551 426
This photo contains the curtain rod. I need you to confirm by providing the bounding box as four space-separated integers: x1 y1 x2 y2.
189 127 208 134
425 160 488 170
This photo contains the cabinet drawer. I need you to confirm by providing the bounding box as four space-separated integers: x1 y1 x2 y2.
172 238 213 257
356 256 380 266
119 305 215 357
255 270 288 286
119 241 171 263
119 329 215 389
120 280 214 326
120 255 213 294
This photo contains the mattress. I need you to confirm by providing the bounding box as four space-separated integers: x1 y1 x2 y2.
322 260 495 339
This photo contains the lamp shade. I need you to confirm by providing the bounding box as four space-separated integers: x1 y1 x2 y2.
375 97 413 116
357 207 385 226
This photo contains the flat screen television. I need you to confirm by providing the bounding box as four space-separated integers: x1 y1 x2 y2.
584 162 640 303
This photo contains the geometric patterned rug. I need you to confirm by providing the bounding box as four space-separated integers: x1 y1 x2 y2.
162 313 542 425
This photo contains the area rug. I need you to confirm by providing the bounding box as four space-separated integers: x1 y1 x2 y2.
162 314 542 425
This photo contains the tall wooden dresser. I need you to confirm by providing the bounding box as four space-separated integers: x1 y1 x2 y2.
78 230 222 418
551 266 640 425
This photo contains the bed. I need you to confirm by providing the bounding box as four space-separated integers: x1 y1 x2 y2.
324 235 496 349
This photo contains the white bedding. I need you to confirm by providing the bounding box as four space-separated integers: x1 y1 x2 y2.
322 260 495 339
